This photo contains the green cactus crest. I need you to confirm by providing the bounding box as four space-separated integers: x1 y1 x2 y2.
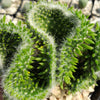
0 1 100 100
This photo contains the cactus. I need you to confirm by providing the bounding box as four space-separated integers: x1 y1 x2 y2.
0 16 56 100
27 1 98 94
79 0 88 9
0 1 100 99
92 23 100 79
27 2 80 44
58 8 97 93
1 0 12 9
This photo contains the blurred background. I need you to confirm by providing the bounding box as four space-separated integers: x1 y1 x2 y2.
0 0 99 24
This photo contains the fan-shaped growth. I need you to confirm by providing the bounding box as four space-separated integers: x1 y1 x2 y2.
27 1 97 93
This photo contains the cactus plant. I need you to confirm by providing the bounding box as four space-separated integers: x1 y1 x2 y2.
79 0 88 9
27 1 98 94
0 1 100 99
58 10 96 93
0 16 56 100
1 0 12 9
27 2 80 44
58 8 97 93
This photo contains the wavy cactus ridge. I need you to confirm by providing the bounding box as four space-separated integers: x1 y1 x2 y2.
0 16 56 100
27 1 99 94
0 1 99 99
58 8 98 93
30 28 57 89
92 23 100 78
27 2 80 43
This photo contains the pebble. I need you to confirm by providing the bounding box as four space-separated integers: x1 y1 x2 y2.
6 7 17 14
5 15 12 23
66 94 73 100
50 95 57 100
12 18 18 24
11 0 17 2
72 92 83 100
96 8 100 14
51 86 62 98
16 12 23 18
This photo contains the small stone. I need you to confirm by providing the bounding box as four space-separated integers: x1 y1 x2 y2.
5 15 12 23
50 95 56 100
66 94 72 100
12 18 18 24
72 92 83 100
0 9 6 13
5 7 16 14
96 8 100 14
78 0 88 9
11 0 16 2
1 0 12 9
21 1 31 13
81 90 90 100
88 86 94 92
16 12 23 18
11 4 18 8
51 86 62 98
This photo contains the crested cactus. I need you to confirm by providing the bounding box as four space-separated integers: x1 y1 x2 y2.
58 8 97 93
27 1 98 94
0 1 100 99
27 2 80 44
0 16 56 100
69 22 100 93
92 23 100 79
